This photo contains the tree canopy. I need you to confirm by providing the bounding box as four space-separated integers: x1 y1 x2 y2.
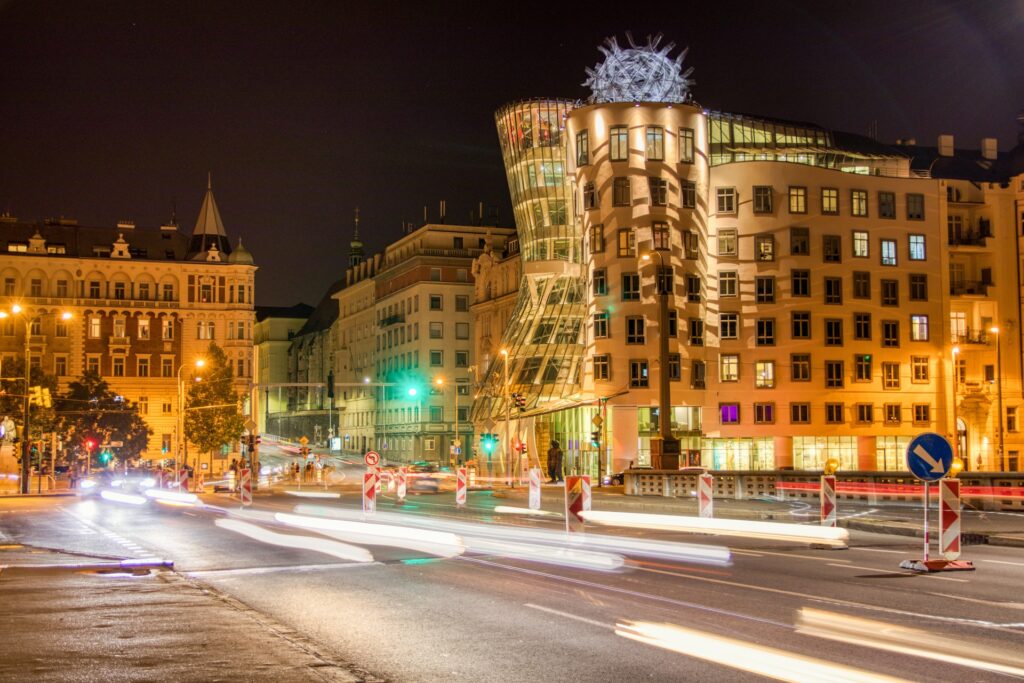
0 357 58 441
54 370 151 463
185 342 244 459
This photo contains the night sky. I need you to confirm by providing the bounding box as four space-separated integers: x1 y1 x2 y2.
1 1 1022 307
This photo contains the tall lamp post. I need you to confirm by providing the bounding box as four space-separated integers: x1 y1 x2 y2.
0 306 71 494
991 326 1006 471
640 252 680 469
177 358 205 490
500 348 511 486
951 346 961 465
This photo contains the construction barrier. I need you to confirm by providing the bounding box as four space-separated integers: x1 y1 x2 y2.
698 473 714 518
396 467 407 502
940 478 961 560
456 467 467 507
239 468 252 506
178 469 189 492
374 466 382 495
362 469 377 515
528 468 542 510
820 475 837 527
565 475 591 533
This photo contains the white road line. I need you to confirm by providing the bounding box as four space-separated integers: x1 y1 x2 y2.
826 562 969 583
187 561 380 578
731 548 850 563
927 592 1024 609
524 603 613 630
979 558 1024 567
728 550 764 557
852 548 907 555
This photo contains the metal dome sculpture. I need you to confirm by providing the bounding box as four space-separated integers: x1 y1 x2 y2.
583 33 695 104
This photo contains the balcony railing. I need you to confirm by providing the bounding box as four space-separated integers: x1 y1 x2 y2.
952 329 991 345
379 313 405 328
949 281 991 296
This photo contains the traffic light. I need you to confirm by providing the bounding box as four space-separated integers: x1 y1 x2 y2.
591 429 602 449
84 439 96 453
512 393 526 412
42 388 52 408
99 450 111 465
481 433 497 455
29 386 42 406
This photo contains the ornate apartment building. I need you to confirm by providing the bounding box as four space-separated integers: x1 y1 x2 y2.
0 180 256 462
472 35 1024 475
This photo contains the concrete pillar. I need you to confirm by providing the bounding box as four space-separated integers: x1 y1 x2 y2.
773 436 793 469
611 406 638 473
856 435 876 471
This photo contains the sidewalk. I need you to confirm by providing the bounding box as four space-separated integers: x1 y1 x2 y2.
0 546 369 682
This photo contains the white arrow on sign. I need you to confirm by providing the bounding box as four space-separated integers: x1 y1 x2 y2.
913 445 945 473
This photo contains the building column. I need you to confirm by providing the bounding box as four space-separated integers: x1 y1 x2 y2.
611 405 638 472
773 436 793 470
856 435 876 471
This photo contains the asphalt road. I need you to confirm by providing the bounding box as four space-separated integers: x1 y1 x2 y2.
2 486 1024 682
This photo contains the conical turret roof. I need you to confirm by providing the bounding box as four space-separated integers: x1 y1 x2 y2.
188 173 232 259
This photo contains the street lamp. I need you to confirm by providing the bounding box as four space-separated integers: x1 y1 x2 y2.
990 326 1005 471
640 251 680 469
500 348 511 486
436 377 460 467
177 357 205 490
951 346 961 466
0 307 72 494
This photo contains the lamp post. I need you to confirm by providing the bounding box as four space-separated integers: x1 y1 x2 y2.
0 307 71 494
951 346 961 465
500 348 511 486
177 358 205 490
991 326 1006 471
435 377 460 467
641 252 680 469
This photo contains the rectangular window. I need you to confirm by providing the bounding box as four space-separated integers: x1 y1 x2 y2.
885 403 901 424
626 316 645 344
791 403 810 424
825 360 844 388
882 320 900 347
680 180 696 208
855 354 872 382
1007 407 1018 433
854 313 871 340
716 187 736 214
56 280 69 297
583 182 597 210
667 310 677 337
879 191 896 218
912 356 929 382
881 279 899 306
648 177 668 207
755 360 775 388
791 312 810 339
668 353 681 381
754 403 775 424
822 188 839 215
909 234 926 261
89 281 100 298
823 235 842 263
112 357 124 377
825 403 844 424
656 266 673 294
755 235 775 261
689 319 704 346
621 273 639 301
55 320 68 337
613 177 631 206
138 318 150 340
790 227 809 255
853 271 871 299
162 283 174 301
455 351 469 367
720 403 740 425
719 271 738 297
881 239 897 266
86 356 100 375
907 193 925 220
429 321 443 339
824 319 843 346
718 229 737 256
691 360 706 389
753 186 773 213
610 126 628 161
576 130 589 165
593 312 609 339
29 279 42 297
910 314 929 341
652 222 670 250
88 317 101 338
454 322 469 339
646 126 664 160
593 354 609 380
679 127 694 163
755 276 775 303
430 350 443 366
720 313 738 339
791 354 811 381
592 268 607 296
792 269 810 297
856 403 874 424
430 294 443 310
137 357 150 377
720 354 739 382
851 189 868 217
909 274 927 301
629 360 649 388
455 295 469 312
55 356 67 376
756 318 775 346
617 228 636 256
686 275 701 303
852 231 868 258
824 277 842 305
789 186 807 214
913 404 931 425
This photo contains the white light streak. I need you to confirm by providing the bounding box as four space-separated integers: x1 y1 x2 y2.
283 490 342 499
144 488 199 505
493 505 561 517
274 512 464 558
99 490 147 505
214 519 375 563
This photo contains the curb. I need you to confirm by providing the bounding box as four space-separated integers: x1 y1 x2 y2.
0 492 78 499
0 558 174 575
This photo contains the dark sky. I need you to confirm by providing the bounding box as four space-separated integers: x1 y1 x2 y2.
1 0 1022 306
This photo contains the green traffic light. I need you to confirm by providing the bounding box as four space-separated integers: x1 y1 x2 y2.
408 387 418 397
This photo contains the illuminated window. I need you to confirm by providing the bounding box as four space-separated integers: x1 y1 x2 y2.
909 235 926 260
821 188 839 215
652 222 669 250
720 403 740 424
718 229 737 256
755 235 774 261
881 239 897 266
753 186 773 214
88 317 101 338
720 354 739 382
719 271 737 297
910 314 929 341
851 190 868 217
576 130 589 165
629 360 648 388
679 128 694 163
161 319 174 340
789 186 807 214
617 228 635 257
610 126 628 161
593 354 609 380
755 361 775 388
716 187 736 214
852 231 868 258
646 126 664 160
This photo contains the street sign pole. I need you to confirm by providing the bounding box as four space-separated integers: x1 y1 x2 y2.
922 479 930 563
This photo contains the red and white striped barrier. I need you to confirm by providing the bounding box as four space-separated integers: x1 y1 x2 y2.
940 478 961 560
362 468 377 515
456 467 467 507
239 468 252 506
565 475 591 533
178 469 189 492
396 467 407 502
820 475 837 527
528 468 542 510
374 466 382 495
698 473 714 518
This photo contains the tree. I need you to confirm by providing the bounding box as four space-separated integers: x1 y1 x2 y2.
0 357 58 443
185 342 244 462
54 371 151 464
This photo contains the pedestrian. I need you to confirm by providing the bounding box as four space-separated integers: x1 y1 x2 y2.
547 440 564 483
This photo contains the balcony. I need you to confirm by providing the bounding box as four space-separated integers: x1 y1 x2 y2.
952 328 991 345
379 313 405 328
948 220 992 247
949 281 991 296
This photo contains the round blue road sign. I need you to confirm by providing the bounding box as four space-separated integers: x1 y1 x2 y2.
905 432 953 481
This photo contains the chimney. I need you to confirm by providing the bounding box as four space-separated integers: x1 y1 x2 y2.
981 137 998 160
938 134 954 157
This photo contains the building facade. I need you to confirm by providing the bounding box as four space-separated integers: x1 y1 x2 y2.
253 303 313 433
473 36 1024 474
0 180 256 466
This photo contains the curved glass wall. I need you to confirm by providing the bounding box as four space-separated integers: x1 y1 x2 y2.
473 100 587 421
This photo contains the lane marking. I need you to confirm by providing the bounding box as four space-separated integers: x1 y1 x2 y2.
927 592 1024 610
826 562 969 583
979 558 1024 568
188 561 381 578
524 603 613 630
731 548 850 563
851 548 907 555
